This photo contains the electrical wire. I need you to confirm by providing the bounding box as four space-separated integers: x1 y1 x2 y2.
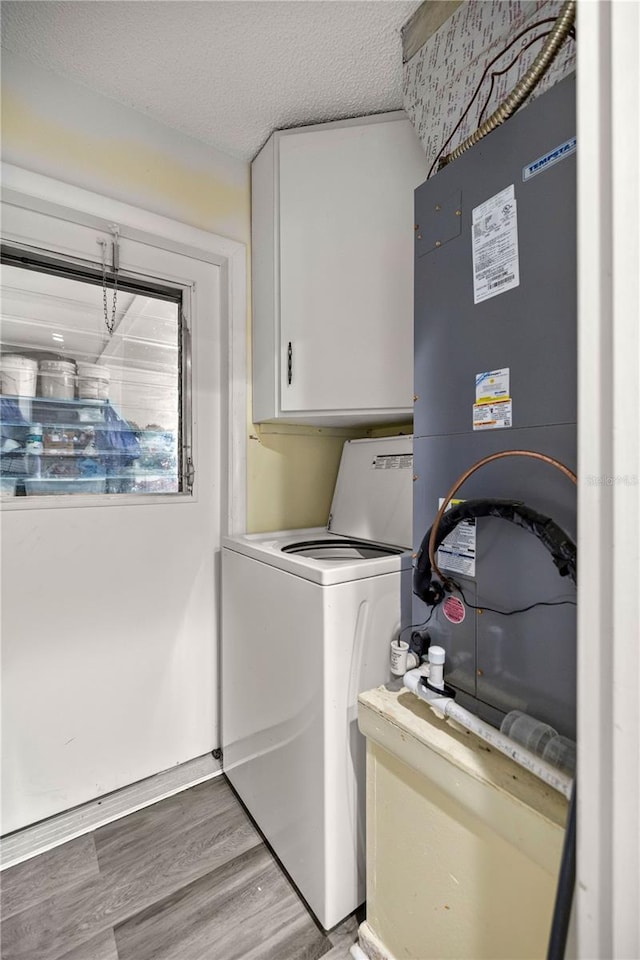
547 783 577 960
398 607 434 641
426 16 560 178
449 580 576 617
442 0 576 166
476 22 576 128
476 32 552 127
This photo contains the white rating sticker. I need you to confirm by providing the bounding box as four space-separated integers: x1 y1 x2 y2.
472 185 520 304
437 497 476 577
473 399 512 430
372 454 413 470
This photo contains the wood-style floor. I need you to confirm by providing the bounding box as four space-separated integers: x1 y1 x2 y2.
0 777 359 960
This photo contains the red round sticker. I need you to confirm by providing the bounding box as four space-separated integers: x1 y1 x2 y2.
442 596 466 624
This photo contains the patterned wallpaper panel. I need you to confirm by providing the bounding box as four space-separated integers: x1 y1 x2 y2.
403 0 576 173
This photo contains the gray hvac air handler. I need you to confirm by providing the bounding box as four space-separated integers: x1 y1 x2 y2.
413 75 576 738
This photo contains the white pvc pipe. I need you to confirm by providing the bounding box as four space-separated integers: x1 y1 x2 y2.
349 945 370 960
403 669 573 799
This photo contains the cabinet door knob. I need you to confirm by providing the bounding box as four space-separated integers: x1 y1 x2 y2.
287 342 293 386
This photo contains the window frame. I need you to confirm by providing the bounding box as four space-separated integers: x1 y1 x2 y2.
0 163 247 533
1 242 191 502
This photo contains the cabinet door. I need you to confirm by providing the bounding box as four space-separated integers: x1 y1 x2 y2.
278 119 427 414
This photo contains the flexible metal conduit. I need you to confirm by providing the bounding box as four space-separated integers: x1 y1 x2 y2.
441 0 576 167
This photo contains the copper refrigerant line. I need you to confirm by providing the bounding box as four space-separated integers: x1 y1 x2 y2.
427 450 578 584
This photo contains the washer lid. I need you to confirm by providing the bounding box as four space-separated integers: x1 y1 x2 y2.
281 538 404 560
328 436 413 548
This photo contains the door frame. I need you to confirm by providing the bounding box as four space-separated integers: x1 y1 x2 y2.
577 2 640 955
0 161 247 535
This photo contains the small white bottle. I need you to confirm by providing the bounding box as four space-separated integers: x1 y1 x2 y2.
25 423 43 477
25 423 43 454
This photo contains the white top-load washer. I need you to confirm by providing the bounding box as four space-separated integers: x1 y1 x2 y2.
221 435 413 930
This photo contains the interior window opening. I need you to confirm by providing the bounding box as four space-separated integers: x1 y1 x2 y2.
0 247 187 499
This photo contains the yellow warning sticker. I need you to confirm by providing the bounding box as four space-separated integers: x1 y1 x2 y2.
473 398 512 430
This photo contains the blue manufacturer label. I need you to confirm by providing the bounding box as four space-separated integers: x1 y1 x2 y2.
522 137 576 182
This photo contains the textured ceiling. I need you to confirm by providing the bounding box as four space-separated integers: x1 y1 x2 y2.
0 0 419 161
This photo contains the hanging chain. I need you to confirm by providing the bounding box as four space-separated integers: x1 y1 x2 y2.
100 227 120 336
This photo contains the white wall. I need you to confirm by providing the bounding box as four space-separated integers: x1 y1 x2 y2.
1 497 218 831
1 196 223 833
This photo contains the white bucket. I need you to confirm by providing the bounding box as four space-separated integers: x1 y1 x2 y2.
0 355 38 397
77 362 111 401
0 477 17 497
39 359 76 400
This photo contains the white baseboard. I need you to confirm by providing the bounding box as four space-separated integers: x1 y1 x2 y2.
357 921 398 960
0 752 222 870
350 944 370 960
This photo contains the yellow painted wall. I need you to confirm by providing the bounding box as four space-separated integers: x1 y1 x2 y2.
0 51 362 532
246 416 413 532
0 52 250 243
246 423 360 533
2 86 248 241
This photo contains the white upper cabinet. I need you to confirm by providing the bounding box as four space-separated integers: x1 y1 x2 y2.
251 113 428 425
